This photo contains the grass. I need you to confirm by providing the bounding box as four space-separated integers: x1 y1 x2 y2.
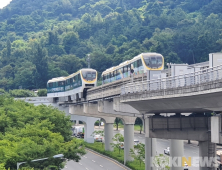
113 123 124 129
134 125 143 132
113 124 143 133
84 141 145 170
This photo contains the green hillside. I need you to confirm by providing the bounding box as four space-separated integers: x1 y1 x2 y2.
0 0 221 89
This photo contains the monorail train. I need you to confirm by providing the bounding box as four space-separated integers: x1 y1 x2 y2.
47 68 97 101
102 53 164 84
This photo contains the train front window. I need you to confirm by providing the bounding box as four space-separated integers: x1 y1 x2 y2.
82 71 96 81
143 55 163 69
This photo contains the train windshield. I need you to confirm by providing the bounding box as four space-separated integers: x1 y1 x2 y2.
81 70 96 81
143 54 163 69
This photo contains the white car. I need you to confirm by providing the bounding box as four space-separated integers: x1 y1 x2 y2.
164 147 170 155
94 135 103 142
119 139 140 149
184 162 189 170
134 139 140 146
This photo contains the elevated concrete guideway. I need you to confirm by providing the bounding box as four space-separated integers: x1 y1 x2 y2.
121 64 222 113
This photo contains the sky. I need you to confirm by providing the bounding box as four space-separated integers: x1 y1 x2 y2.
0 0 12 9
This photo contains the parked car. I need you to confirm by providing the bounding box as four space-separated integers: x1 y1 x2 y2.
164 147 170 155
73 126 84 137
94 135 103 142
119 139 140 149
77 132 84 138
134 139 140 146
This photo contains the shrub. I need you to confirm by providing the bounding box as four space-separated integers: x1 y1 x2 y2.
37 89 47 96
9 89 36 97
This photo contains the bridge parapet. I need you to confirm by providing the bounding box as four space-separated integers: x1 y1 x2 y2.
121 64 222 102
87 73 147 101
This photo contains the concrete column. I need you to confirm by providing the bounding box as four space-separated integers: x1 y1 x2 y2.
124 124 134 164
104 123 114 151
144 117 157 170
170 139 184 170
199 140 216 170
145 137 157 170
75 120 79 125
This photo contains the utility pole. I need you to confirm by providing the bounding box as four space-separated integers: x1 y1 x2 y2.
87 54 91 68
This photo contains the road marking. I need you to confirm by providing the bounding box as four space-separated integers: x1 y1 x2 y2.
86 149 127 170
86 168 89 170
79 163 82 165
84 156 87 158
100 165 103 167
92 160 95 162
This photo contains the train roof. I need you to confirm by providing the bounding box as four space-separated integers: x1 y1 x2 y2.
47 68 97 83
47 77 66 83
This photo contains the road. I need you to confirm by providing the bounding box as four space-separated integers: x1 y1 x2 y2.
65 128 200 170
116 130 199 170
62 149 127 170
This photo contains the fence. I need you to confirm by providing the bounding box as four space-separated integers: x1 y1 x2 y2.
121 65 222 97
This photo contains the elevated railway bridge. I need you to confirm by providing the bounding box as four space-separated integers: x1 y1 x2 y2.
24 61 222 170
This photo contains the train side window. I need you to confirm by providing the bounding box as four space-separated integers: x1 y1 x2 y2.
78 74 80 81
103 75 105 81
48 83 53 88
119 69 122 75
138 59 142 67
134 60 138 68
124 66 127 73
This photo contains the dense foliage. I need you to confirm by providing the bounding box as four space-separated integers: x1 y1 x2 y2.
0 0 222 90
37 89 47 96
0 95 85 169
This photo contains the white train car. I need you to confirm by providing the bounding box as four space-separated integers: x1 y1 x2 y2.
47 68 97 102
102 52 164 84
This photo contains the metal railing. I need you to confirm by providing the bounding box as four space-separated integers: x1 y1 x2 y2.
121 65 222 98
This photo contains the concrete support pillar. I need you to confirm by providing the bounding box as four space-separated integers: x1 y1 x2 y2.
199 140 216 170
170 139 184 170
75 120 79 125
145 137 157 170
83 120 95 143
104 123 114 151
124 124 134 164
145 117 157 170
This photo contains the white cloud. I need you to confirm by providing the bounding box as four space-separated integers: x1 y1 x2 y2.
0 0 13 9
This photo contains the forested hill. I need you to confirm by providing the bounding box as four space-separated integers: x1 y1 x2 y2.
0 0 222 90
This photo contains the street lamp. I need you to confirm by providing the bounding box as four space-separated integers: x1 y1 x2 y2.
17 154 64 170
87 54 91 68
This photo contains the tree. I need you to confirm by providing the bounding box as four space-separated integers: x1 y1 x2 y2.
152 154 170 170
63 32 79 54
130 143 145 167
33 44 48 88
114 118 121 130
37 89 47 96
135 117 143 134
0 95 86 169
6 39 11 58
110 133 124 154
